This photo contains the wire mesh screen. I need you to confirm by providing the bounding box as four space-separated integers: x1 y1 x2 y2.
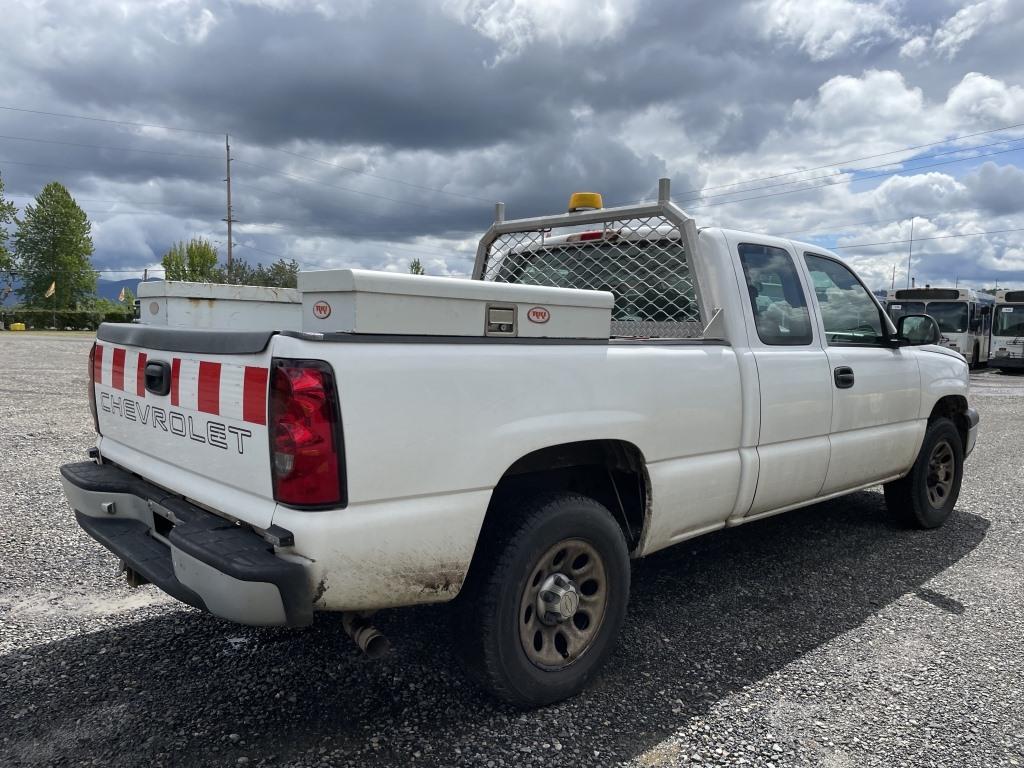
479 215 703 338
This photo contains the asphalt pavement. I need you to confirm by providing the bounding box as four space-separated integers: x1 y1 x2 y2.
1 332 1022 767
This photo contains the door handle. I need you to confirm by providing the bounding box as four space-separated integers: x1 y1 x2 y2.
834 366 855 389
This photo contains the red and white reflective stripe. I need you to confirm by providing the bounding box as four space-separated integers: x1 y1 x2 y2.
170 358 182 407
197 361 221 415
93 344 104 384
242 367 268 425
93 344 268 426
111 347 127 391
135 352 147 397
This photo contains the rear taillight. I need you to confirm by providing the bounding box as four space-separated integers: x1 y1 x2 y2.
88 343 100 433
268 359 345 508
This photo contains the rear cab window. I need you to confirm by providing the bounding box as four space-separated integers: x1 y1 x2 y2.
737 243 813 346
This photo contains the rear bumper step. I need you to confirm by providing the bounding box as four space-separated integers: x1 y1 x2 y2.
60 460 312 627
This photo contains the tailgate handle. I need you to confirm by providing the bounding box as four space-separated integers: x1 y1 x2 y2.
145 361 172 396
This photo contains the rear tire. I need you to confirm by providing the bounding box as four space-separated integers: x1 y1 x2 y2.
460 493 630 708
883 417 963 529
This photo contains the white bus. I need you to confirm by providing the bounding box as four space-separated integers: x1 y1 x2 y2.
884 287 995 367
989 289 1024 372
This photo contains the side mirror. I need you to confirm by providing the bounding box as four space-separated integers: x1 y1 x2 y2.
897 314 941 345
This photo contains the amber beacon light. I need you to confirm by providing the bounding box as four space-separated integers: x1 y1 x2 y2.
567 192 603 212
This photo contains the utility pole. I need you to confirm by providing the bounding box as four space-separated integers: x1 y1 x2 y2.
891 264 896 291
223 133 235 280
905 216 915 289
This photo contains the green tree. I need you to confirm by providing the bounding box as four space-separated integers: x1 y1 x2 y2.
409 258 425 275
14 182 95 308
0 171 17 302
161 238 219 282
213 256 299 288
252 258 299 288
119 285 136 306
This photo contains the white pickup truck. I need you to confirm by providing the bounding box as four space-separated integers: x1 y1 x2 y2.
60 180 978 707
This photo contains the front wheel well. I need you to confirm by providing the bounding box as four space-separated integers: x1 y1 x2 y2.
478 440 650 557
929 395 969 452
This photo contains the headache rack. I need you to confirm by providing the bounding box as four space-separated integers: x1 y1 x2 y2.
472 178 709 339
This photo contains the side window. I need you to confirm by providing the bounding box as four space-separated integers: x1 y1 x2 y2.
737 243 813 346
804 253 886 346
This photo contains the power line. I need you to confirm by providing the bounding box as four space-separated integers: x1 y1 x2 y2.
0 133 220 161
7 101 1024 271
833 226 1024 250
6 99 1024 215
0 158 98 171
614 120 1024 205
774 204 1013 238
7 197 218 219
7 192 187 207
22 202 217 219
678 136 1024 205
778 211 948 237
3 266 165 275
0 105 222 135
673 144 1024 212
1 101 494 205
646 142 1024 212
694 121 1024 194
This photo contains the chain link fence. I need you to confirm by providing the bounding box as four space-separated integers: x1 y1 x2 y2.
478 215 704 338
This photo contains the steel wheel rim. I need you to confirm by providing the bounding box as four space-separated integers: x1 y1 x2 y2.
926 439 955 508
518 538 608 671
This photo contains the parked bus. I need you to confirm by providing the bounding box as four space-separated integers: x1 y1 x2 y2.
884 287 995 367
989 289 1024 372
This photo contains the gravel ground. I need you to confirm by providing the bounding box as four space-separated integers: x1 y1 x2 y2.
1 332 1022 767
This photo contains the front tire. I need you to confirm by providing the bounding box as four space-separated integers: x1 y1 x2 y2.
883 417 964 529
461 493 630 708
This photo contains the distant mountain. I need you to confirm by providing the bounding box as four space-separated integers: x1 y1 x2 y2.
96 278 145 302
1 277 160 307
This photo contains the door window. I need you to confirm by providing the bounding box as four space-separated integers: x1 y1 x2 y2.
804 254 886 346
737 243 813 345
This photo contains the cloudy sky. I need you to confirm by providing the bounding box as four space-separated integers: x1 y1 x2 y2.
1 0 1023 289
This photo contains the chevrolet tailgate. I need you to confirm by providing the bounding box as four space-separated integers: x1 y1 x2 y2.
90 323 277 528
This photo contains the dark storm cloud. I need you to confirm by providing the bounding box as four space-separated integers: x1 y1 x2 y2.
1 0 1023 285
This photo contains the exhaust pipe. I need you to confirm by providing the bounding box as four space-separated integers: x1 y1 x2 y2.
342 613 390 660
